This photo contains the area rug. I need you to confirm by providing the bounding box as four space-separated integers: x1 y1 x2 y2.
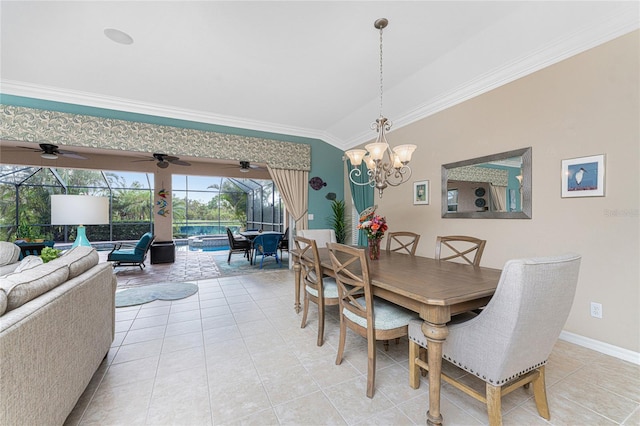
115 282 199 307
212 251 289 276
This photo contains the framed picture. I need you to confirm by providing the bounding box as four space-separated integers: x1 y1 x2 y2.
413 180 429 205
561 154 605 198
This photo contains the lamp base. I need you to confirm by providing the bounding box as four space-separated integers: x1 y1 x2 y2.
72 225 92 248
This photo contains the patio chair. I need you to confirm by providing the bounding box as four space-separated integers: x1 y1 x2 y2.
226 228 251 264
279 227 290 258
252 233 282 269
107 232 155 269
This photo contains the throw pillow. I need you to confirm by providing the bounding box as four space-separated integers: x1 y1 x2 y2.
14 255 44 273
0 242 20 266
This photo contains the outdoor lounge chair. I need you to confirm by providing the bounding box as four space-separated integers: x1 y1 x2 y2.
107 232 155 269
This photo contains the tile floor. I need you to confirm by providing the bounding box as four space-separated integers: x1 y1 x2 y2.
65 267 640 425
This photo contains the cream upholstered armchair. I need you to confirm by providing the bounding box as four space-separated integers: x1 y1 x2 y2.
296 229 336 249
408 253 581 426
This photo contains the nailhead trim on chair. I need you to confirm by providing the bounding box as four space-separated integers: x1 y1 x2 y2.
442 355 548 384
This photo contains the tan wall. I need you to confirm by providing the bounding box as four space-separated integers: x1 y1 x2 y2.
373 31 639 352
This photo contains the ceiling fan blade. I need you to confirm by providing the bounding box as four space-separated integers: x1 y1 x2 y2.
169 159 191 166
58 151 87 160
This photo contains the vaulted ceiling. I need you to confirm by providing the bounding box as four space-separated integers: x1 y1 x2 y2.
1 1 638 150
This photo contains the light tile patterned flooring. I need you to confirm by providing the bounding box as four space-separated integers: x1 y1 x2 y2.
65 267 640 425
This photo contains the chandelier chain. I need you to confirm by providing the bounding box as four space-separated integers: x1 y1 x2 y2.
379 25 384 119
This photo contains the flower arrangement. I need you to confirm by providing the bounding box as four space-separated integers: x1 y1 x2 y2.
358 214 388 240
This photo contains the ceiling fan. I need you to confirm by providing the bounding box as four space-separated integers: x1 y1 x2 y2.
239 161 260 173
13 143 87 160
135 153 191 168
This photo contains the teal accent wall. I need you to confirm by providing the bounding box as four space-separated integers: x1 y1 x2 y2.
306 141 345 230
0 94 345 220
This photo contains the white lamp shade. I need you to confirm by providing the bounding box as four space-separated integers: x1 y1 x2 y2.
51 195 109 225
365 143 388 161
392 144 417 163
345 149 367 166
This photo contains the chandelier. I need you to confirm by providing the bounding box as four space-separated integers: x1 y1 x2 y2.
345 18 417 198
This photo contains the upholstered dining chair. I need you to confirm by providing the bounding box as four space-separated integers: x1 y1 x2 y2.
295 236 339 346
107 232 155 269
252 233 282 269
226 228 251 264
327 243 416 398
408 253 582 426
297 229 336 249
386 231 421 256
435 235 487 266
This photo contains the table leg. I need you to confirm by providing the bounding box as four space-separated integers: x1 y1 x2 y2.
422 319 449 426
293 260 302 313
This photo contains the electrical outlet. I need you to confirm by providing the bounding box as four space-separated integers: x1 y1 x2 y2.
590 302 602 319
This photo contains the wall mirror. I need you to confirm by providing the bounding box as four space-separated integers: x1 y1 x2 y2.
441 147 531 219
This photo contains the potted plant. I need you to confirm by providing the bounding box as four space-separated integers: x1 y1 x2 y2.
16 223 34 242
327 198 348 244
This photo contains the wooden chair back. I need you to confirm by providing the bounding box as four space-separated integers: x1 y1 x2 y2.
435 235 486 266
385 231 421 256
326 243 371 326
294 236 324 297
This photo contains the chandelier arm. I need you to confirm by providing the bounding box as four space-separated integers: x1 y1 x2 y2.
384 165 413 187
348 167 376 187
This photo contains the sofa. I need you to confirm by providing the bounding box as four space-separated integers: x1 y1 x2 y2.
0 245 117 426
0 241 21 276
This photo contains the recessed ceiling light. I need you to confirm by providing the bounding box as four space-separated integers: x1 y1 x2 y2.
104 28 134 45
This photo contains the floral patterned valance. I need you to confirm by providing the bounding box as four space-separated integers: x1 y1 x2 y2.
0 105 311 171
447 165 509 186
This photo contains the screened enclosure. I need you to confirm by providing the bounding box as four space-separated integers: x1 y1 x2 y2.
0 165 284 244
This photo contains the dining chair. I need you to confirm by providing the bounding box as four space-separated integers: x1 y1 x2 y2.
295 236 339 346
327 243 416 398
296 229 336 249
252 233 282 269
385 231 421 256
435 235 486 266
226 228 251 264
408 253 582 426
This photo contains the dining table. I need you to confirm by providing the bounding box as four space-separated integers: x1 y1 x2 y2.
291 246 502 426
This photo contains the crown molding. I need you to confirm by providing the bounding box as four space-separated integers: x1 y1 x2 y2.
0 80 339 147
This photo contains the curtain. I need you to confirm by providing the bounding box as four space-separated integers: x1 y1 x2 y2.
490 185 507 212
267 165 309 232
347 160 374 246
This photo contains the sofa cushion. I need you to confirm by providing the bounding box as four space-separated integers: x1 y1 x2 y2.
0 289 6 316
14 255 44 273
0 242 20 266
0 261 69 312
49 246 99 279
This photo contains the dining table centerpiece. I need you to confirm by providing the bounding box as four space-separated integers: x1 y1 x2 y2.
358 213 388 260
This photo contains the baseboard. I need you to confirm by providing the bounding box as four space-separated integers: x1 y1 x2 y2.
559 331 640 365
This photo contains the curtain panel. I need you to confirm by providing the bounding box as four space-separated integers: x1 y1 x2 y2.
267 166 309 232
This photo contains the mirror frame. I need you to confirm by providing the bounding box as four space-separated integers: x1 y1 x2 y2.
441 147 532 219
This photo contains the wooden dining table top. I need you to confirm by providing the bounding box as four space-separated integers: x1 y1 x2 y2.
294 247 502 314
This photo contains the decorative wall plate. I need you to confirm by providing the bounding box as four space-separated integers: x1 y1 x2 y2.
309 177 326 190
475 198 486 208
475 187 486 197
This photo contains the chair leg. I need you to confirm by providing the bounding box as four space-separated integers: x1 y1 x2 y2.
366 332 376 398
486 384 502 426
317 298 325 347
409 340 421 389
227 251 232 264
532 366 550 420
300 292 309 329
335 318 346 366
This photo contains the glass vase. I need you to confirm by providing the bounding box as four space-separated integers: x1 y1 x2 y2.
368 238 381 260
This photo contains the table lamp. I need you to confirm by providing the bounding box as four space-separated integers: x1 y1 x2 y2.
51 195 109 248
